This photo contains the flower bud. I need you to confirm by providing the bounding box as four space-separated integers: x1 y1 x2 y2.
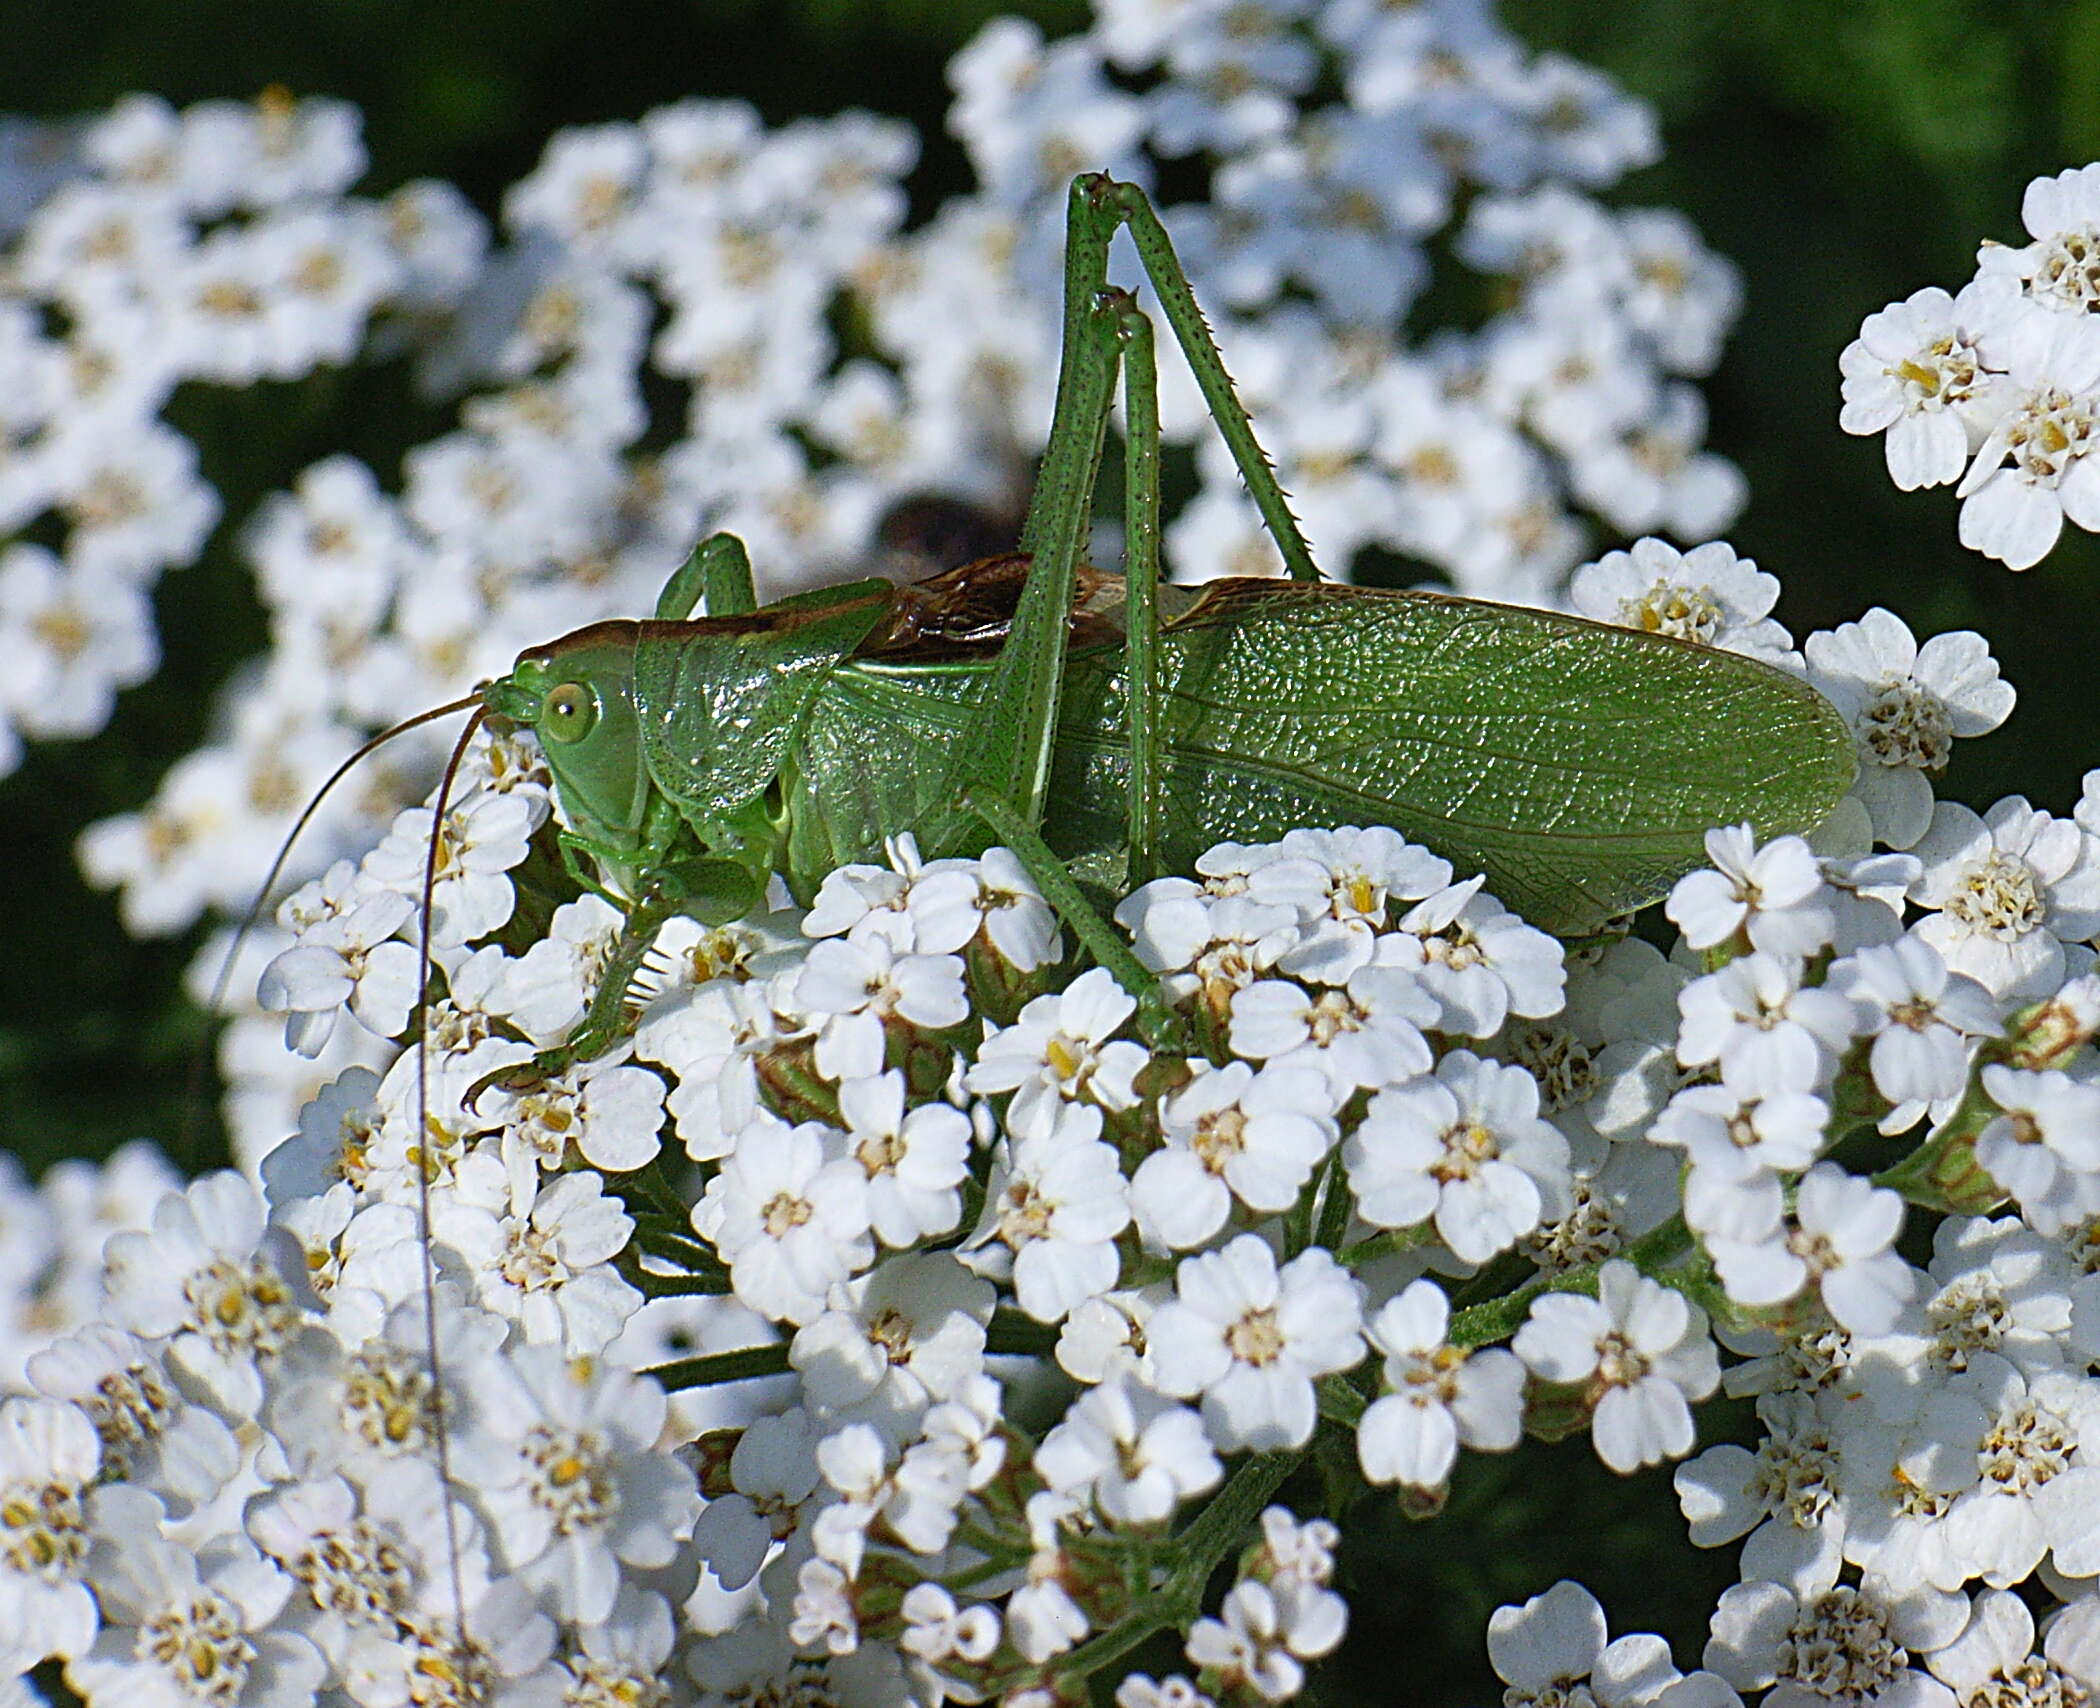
2005 975 2100 1070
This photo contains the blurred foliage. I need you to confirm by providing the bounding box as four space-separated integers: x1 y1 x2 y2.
2 4 2097 1700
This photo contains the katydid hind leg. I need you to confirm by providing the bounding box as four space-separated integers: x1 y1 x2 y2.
1101 177 1319 585
1112 295 1166 891
963 782 1187 1052
933 200 1130 850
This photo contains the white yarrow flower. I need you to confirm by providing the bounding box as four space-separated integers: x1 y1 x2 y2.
1356 1280 1523 1491
1514 1260 1720 1473
1147 1236 1364 1452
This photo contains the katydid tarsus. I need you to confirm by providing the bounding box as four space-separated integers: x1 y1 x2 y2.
233 172 1851 1673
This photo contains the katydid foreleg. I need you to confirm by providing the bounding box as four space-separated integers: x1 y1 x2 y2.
475 851 765 1096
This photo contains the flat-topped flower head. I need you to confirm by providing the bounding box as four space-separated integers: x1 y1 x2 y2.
837 1069 971 1250
1515 1259 1720 1473
791 1252 994 1438
1033 1378 1222 1527
1975 1065 2100 1238
1667 827 1832 958
1955 307 2100 569
1228 964 1436 1095
458 1343 696 1626
103 1170 308 1414
1832 937 2001 1107
1345 1049 1572 1264
967 1104 1130 1326
1183 1576 1346 1705
1487 1580 1700 1708
1130 1061 1339 1251
1675 1390 1845 1593
1925 1587 2100 1707
966 967 1149 1140
793 936 969 1084
1675 952 1858 1096
694 1116 873 1325
1705 1164 1916 1334
65 1533 326 1708
25 1326 238 1513
1380 876 1568 1038
1908 798 2100 999
359 788 541 948
1979 162 2100 311
0 1397 131 1668
1356 1280 1523 1491
431 1158 642 1353
1704 1557 1968 1707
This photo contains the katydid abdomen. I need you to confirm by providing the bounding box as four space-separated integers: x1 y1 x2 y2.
765 576 1852 935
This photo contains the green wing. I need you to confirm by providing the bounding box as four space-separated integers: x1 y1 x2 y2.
1112 581 1852 933
787 579 1854 935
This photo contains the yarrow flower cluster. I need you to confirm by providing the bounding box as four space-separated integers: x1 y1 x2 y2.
14 612 2100 1702
1844 158 2100 568
15 8 2100 1706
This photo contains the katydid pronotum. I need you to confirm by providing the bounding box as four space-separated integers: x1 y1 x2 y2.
241 172 1852 1675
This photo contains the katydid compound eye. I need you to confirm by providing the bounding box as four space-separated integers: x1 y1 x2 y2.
542 680 599 743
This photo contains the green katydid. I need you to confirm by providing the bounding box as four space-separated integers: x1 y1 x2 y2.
460 173 1850 1036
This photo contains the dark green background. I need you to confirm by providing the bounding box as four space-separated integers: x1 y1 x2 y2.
2 2 2090 1699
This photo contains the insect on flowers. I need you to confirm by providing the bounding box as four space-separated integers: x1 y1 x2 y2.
459 175 1851 1018
211 168 1853 1699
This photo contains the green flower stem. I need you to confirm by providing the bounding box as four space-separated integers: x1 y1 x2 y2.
1334 1223 1435 1267
1312 1155 1355 1255
630 1225 729 1277
641 1342 791 1390
631 1267 734 1298
1871 1066 2012 1215
946 1549 1031 1592
629 1160 694 1222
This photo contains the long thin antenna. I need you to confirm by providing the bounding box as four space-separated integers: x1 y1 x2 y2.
415 702 486 1663
181 692 484 1168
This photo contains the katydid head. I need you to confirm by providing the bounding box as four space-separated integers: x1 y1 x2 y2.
483 622 649 855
